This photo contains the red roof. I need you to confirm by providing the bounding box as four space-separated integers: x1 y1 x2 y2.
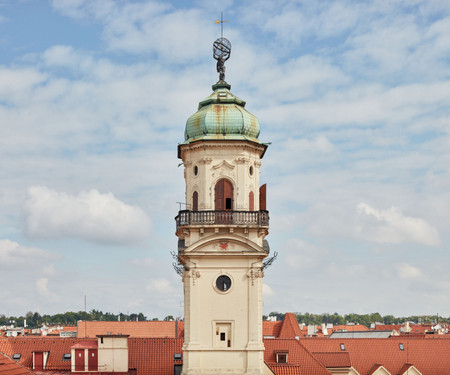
0 352 35 375
264 321 282 337
128 338 183 375
0 338 79 371
0 337 183 375
332 324 369 332
278 313 302 339
71 340 97 349
264 339 330 375
77 321 184 338
267 364 303 375
312 352 351 368
301 336 450 374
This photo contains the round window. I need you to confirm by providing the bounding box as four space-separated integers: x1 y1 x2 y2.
194 166 198 176
216 275 232 291
249 166 253 176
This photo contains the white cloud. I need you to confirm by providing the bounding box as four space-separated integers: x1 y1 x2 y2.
284 238 329 269
263 283 274 296
0 239 52 265
36 277 56 298
24 186 151 244
356 203 441 246
397 263 424 279
147 278 173 294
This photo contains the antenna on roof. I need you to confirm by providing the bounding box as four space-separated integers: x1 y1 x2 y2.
84 295 87 338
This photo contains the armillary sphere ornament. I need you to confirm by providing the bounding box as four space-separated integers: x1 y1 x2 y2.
213 37 231 82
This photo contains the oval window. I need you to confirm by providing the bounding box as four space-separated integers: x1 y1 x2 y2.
216 275 232 291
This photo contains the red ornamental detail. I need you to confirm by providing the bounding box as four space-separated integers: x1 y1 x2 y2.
219 242 228 250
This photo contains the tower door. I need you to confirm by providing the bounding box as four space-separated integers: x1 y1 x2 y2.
75 349 85 371
88 349 98 371
215 179 233 211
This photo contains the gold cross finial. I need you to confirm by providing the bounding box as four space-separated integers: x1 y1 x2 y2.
215 12 229 39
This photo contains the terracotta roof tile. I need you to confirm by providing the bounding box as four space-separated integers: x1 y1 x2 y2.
0 351 35 374
71 340 97 349
264 339 330 375
0 338 77 371
264 321 282 337
312 352 351 368
302 336 450 375
278 313 302 339
332 324 369 332
128 338 183 375
267 364 303 375
77 321 184 338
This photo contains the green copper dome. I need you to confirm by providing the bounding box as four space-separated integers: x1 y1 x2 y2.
183 82 261 144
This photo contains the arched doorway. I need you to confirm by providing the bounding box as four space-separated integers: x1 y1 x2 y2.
215 179 234 211
215 179 233 224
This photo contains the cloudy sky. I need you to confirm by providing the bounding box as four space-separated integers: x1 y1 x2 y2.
1 0 450 320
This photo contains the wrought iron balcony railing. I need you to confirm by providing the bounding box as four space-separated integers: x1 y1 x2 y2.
175 210 269 229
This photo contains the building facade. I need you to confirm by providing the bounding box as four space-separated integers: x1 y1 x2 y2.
175 63 271 374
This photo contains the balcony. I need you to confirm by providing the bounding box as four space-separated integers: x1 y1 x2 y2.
175 210 269 229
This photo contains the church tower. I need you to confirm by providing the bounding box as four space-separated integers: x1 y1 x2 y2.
175 37 271 375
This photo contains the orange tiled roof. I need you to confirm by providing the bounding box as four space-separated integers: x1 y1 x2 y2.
278 313 302 339
0 337 183 375
128 338 183 375
367 364 384 374
332 324 369 332
266 364 303 375
0 338 79 371
264 339 330 375
71 340 97 349
301 336 450 374
263 321 282 337
0 352 35 374
312 352 351 368
372 324 402 332
77 321 184 338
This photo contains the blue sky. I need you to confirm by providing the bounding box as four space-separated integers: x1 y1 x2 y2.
1 0 450 320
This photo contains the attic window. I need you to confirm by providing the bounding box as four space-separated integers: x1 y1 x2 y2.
12 354 21 360
62 353 71 361
275 351 288 364
340 343 345 351
399 343 404 350
174 353 182 360
218 92 227 97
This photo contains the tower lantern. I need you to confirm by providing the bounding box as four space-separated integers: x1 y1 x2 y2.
175 37 271 375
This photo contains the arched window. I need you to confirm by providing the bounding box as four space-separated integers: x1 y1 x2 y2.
249 191 254 211
192 191 198 211
215 179 233 211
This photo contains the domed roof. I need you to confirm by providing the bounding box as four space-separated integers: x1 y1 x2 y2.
183 82 261 144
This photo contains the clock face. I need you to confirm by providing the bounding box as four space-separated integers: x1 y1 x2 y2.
216 275 232 291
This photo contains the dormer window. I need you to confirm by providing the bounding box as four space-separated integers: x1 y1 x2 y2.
340 343 345 351
399 343 404 350
12 354 21 360
275 350 288 364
